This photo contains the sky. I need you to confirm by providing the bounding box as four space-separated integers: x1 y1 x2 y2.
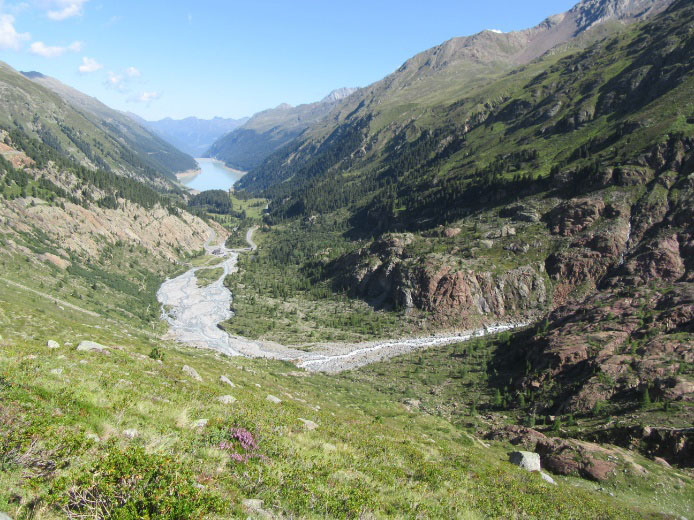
0 0 578 121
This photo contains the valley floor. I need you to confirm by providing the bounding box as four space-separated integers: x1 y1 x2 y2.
157 228 529 372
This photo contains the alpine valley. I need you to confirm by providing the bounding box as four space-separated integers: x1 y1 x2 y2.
0 0 691 519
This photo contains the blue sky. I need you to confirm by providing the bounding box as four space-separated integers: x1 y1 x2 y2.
0 0 577 120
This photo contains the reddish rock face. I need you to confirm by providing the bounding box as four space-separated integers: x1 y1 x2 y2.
581 457 617 481
413 264 546 319
613 166 654 186
517 280 693 415
589 426 694 468
484 425 548 449
547 198 606 236
625 234 686 283
543 453 582 476
329 234 547 324
535 438 616 481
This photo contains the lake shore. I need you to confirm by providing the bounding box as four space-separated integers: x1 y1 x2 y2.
195 157 246 176
175 167 202 183
178 158 247 191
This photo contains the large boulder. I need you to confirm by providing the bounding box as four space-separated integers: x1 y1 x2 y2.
218 395 236 404
182 365 202 381
508 451 541 472
298 418 319 431
76 341 109 354
536 438 616 481
219 375 236 387
484 425 547 449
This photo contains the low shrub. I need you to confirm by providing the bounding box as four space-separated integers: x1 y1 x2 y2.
50 443 226 519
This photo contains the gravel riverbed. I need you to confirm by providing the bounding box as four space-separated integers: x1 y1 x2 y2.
157 230 529 372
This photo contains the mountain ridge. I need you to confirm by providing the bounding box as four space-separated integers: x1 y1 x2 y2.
236 0 676 196
206 87 358 171
1 64 197 186
226 0 694 438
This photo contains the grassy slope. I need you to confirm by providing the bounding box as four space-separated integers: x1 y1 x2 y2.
0 275 659 519
341 334 694 518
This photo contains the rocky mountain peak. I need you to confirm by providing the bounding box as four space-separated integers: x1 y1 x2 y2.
568 0 674 34
321 87 358 104
390 0 674 82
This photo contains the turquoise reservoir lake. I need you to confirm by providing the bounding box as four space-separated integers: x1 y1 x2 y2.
181 158 245 191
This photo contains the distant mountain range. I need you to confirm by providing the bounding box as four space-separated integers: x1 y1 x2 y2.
207 87 358 171
132 115 249 157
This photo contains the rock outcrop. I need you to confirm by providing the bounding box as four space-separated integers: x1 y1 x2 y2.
328 234 547 324
182 365 202 382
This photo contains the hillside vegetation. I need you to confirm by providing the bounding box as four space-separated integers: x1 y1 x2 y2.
0 64 196 187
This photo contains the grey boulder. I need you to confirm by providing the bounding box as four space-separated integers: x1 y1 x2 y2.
509 451 541 472
76 341 109 354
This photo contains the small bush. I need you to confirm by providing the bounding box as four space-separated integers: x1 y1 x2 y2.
51 444 226 519
592 400 606 417
148 346 165 361
551 417 562 432
215 426 265 464
641 387 651 408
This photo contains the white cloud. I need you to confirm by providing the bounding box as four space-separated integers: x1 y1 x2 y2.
46 0 88 21
128 91 161 104
104 67 141 91
29 40 82 57
78 56 102 73
0 14 30 50
138 91 160 102
105 14 121 26
106 70 123 86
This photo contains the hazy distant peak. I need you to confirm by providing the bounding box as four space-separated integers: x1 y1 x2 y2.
20 71 47 80
321 87 358 103
276 103 293 110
